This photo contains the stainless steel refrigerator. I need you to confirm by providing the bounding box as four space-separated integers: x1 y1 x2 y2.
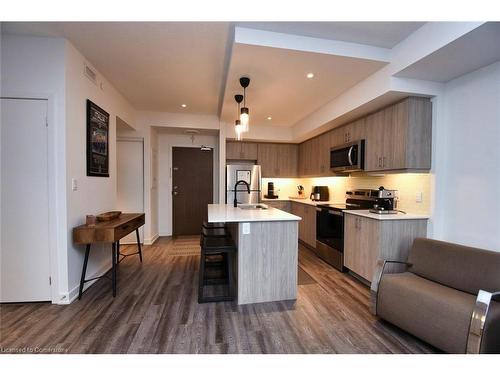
226 164 261 205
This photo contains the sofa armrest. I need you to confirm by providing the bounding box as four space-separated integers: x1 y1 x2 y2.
466 290 500 354
370 260 411 315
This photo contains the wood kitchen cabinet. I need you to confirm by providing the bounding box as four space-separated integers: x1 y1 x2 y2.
264 200 291 212
291 202 316 248
258 143 298 177
343 213 427 283
332 118 366 146
226 141 258 161
364 97 432 172
298 134 331 177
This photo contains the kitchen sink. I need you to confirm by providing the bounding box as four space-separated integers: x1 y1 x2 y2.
237 203 269 210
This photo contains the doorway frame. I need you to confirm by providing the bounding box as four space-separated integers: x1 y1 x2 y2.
1 94 61 304
116 137 145 244
167 144 218 236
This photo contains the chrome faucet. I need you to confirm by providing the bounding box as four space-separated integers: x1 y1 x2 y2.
233 180 250 207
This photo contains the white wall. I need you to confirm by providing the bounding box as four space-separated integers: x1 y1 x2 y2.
1 34 68 303
158 132 219 235
64 41 137 300
432 61 500 251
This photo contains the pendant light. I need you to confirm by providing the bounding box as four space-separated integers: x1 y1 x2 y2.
234 94 244 141
239 77 250 132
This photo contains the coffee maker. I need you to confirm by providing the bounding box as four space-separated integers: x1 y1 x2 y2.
310 186 329 201
264 182 279 199
369 186 398 214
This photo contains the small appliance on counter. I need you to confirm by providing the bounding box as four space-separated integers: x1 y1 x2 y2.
297 185 305 198
368 186 399 214
310 186 329 201
264 181 279 199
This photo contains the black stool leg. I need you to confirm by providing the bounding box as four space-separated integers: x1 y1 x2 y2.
198 252 206 303
136 229 143 262
111 242 117 297
78 244 91 300
227 252 234 299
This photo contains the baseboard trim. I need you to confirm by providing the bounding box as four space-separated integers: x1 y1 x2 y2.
145 233 159 245
66 261 113 304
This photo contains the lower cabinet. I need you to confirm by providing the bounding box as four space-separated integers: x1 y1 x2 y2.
343 213 427 282
264 200 291 213
291 202 316 248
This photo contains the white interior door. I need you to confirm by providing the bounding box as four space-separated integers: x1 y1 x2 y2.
1 98 51 302
117 139 144 243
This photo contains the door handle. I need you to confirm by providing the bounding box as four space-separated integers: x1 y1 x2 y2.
173 191 178 196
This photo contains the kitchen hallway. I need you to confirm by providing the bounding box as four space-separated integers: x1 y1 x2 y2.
0 238 436 354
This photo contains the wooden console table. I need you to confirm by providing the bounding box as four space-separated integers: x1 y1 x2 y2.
73 213 145 299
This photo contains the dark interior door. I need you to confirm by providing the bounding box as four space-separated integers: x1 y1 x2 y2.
172 147 213 235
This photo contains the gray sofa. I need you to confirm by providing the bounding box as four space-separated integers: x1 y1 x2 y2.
371 237 500 354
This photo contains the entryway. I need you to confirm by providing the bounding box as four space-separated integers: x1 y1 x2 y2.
1 98 51 302
172 147 213 235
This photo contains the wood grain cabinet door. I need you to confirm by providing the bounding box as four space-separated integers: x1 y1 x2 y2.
257 143 276 177
344 214 380 282
226 141 241 160
240 142 258 160
364 110 386 171
343 214 360 273
258 143 298 178
304 205 317 248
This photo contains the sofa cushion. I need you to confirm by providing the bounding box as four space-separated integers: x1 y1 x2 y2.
378 272 475 353
407 238 500 295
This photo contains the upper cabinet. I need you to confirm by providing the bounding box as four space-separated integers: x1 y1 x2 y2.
365 97 432 172
226 141 258 161
258 143 298 178
332 118 366 147
226 96 432 177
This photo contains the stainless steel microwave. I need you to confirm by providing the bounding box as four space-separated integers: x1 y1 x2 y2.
330 140 365 172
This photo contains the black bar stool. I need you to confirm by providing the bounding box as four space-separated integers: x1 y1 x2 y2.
203 220 226 229
198 235 236 303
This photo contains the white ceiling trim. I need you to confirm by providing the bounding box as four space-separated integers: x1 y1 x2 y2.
235 27 392 63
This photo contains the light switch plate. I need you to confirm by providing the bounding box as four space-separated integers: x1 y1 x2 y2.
242 222 250 235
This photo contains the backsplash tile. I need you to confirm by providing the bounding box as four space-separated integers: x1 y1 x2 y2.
262 173 431 215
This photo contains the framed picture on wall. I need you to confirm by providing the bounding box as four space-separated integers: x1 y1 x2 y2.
86 99 110 177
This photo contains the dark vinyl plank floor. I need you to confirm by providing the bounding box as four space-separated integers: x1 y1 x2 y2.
0 237 437 354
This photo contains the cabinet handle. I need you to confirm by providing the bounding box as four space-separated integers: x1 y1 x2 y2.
378 157 382 168
383 156 386 168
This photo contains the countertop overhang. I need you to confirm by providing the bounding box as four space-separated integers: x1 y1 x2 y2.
208 204 302 223
343 210 429 220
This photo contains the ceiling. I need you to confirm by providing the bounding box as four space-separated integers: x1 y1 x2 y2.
237 22 425 48
220 43 387 127
395 22 500 82
3 21 428 123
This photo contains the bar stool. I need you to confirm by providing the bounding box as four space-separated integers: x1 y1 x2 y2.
198 235 236 303
203 220 226 229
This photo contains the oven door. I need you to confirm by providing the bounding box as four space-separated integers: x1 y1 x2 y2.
316 208 344 252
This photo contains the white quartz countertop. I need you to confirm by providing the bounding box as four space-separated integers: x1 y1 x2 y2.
208 204 302 223
343 210 429 221
263 197 338 206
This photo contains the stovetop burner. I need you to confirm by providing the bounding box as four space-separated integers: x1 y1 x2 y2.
317 202 364 211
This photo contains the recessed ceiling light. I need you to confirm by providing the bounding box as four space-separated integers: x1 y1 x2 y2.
306 72 314 79
181 104 187 108
267 116 272 120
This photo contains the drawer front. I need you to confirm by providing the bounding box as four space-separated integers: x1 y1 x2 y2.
114 215 145 241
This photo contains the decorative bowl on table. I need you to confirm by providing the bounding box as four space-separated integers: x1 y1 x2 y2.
96 211 122 222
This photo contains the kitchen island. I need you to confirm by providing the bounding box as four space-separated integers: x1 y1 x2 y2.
208 204 301 305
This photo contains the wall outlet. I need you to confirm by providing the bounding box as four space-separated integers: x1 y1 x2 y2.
415 192 423 203
242 222 250 235
71 178 78 191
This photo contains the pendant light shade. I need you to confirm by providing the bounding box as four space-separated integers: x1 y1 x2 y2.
240 107 249 131
234 95 244 141
239 77 250 132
